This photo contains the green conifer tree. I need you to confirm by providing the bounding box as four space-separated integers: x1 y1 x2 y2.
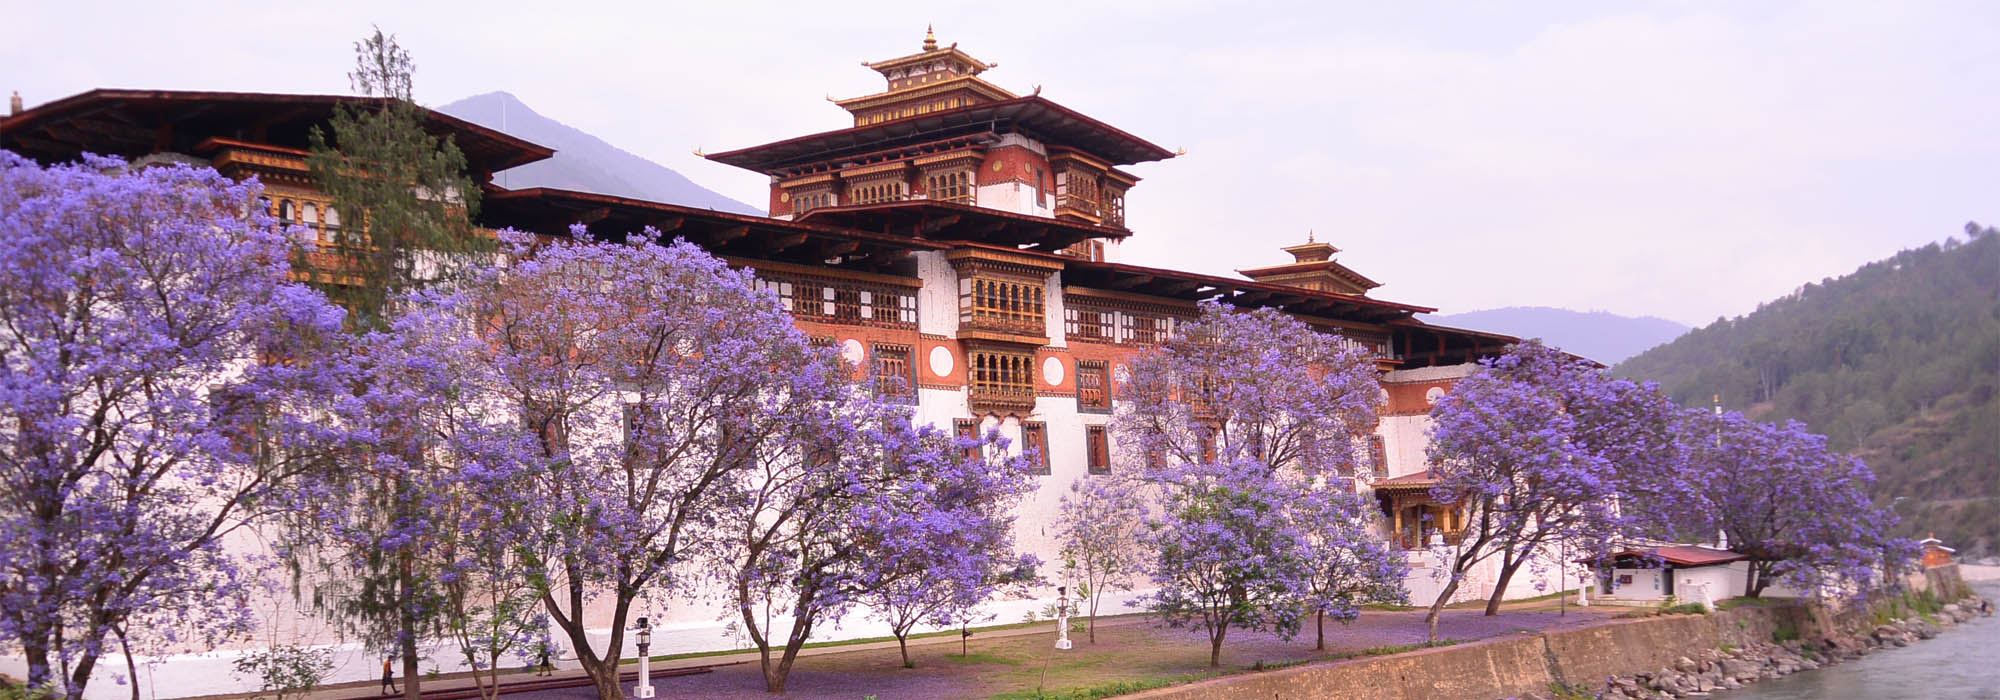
307 27 487 330
295 29 486 700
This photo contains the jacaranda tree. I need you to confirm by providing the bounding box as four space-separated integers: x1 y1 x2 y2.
1423 341 1648 637
1053 476 1149 644
281 295 545 700
850 424 1038 673
1141 458 1311 668
0 153 350 698
464 228 839 700
1679 410 1913 598
1114 301 1380 476
1289 478 1406 650
720 392 1035 689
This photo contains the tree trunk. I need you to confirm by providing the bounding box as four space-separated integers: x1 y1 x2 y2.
1208 625 1228 668
66 648 101 700
581 656 623 700
118 626 140 700
1315 610 1326 651
1426 577 1462 642
24 632 51 690
399 556 422 700
1484 557 1526 616
766 616 814 693
1746 563 1770 598
896 630 914 668
400 635 421 700
1087 591 1100 644
548 580 622 700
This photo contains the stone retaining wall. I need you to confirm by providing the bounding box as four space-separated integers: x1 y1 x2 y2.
1125 565 1971 700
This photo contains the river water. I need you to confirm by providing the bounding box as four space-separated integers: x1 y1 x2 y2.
1715 580 2000 700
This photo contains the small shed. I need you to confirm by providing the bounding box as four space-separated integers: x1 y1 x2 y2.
1581 545 1749 606
1919 533 1957 568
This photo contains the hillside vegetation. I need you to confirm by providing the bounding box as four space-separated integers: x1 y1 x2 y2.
1616 223 1999 559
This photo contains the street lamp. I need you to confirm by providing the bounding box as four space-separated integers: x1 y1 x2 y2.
1055 587 1073 650
633 616 655 699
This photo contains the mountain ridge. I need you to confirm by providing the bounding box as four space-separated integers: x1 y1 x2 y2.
1422 306 1690 365
438 91 761 216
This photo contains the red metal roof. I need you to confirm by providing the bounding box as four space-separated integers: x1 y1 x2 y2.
1582 545 1749 568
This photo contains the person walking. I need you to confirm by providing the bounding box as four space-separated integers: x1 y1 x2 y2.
534 644 554 677
380 655 399 695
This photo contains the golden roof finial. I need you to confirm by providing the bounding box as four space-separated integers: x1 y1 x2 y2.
1308 229 1315 243
923 24 939 51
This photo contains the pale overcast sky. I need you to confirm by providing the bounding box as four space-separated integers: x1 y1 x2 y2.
7 1 1995 326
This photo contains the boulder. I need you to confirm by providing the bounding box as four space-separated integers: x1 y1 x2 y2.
1721 659 1761 680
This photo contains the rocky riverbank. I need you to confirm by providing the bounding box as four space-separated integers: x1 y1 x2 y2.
1577 594 1993 700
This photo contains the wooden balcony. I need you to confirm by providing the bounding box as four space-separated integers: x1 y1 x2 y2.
960 276 1047 337
968 384 1037 414
961 309 1045 336
1055 194 1101 222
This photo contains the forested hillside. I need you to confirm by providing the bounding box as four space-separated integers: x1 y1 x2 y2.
1616 223 1999 559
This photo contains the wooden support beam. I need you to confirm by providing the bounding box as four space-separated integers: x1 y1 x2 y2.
38 122 89 144
1293 298 1334 314
1158 280 1200 295
654 215 685 233
711 225 750 244
71 118 155 144
1234 290 1274 305
919 214 963 234
9 134 74 155
1030 231 1086 252
767 232 808 251
575 207 611 225
817 239 860 257
1106 274 1154 290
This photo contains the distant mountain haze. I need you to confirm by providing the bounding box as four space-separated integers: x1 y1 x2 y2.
1421 307 1691 365
438 91 762 216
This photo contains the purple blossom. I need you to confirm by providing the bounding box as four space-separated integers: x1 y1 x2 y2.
1138 458 1314 668
1053 475 1148 644
1677 410 1914 598
1424 341 1673 633
1113 301 1380 478
1 152 350 698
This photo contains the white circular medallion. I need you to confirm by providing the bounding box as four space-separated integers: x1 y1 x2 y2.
1113 364 1130 383
928 346 955 377
840 339 865 365
1042 356 1065 386
1424 386 1446 406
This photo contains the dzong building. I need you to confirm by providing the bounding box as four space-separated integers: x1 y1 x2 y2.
0 30 1576 696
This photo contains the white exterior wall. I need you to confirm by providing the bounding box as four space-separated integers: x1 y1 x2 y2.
975 181 1047 216
1375 415 1434 480
915 250 959 336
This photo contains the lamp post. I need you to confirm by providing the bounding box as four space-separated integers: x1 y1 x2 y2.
1054 586 1073 650
633 617 655 699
